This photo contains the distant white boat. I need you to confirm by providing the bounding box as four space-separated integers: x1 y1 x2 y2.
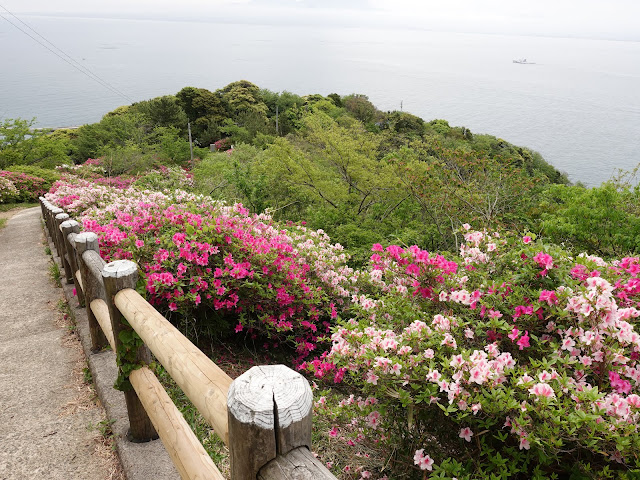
513 58 536 64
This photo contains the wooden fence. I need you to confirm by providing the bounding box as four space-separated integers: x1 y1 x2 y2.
39 197 336 480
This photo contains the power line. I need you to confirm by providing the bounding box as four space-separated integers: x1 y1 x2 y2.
0 4 134 103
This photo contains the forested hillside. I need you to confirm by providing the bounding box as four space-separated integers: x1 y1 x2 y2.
3 81 640 479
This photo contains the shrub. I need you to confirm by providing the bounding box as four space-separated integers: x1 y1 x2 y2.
6 165 60 189
0 170 48 202
134 165 195 192
45 181 357 362
0 176 19 203
315 227 640 479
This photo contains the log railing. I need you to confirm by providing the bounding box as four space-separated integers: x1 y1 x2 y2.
39 197 336 480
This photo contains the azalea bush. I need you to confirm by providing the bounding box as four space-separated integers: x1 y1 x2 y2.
213 137 232 151
0 170 48 202
46 179 357 361
55 158 105 177
45 176 640 478
312 227 640 479
0 175 19 203
6 164 60 189
133 165 195 192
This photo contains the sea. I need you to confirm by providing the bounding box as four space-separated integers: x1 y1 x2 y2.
1 15 639 186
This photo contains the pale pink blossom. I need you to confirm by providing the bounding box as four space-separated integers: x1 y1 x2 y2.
459 427 474 442
529 383 555 398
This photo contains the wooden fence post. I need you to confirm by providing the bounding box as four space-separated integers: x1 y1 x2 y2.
102 260 157 442
49 207 63 251
227 365 313 480
54 213 73 283
74 232 108 350
38 197 47 230
60 220 84 307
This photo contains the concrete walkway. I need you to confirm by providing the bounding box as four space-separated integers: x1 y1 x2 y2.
0 207 180 480
0 208 107 479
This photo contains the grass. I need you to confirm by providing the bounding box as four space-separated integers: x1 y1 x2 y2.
56 298 76 333
0 201 38 213
49 262 62 287
152 336 278 476
0 218 6 230
83 365 93 384
156 365 230 474
88 418 117 452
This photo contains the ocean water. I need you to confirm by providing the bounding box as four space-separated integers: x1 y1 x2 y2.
1 15 639 186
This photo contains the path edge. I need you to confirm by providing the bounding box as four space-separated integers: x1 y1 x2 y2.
43 214 180 480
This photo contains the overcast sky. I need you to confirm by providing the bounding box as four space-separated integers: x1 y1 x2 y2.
3 0 640 41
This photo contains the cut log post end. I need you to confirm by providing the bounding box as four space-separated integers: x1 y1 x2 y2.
228 365 313 480
103 259 138 279
74 232 99 251
257 447 337 480
60 219 78 230
60 220 83 302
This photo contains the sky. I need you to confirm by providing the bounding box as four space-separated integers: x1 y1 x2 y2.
3 0 640 41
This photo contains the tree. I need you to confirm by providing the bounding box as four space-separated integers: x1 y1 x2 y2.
219 80 268 119
71 111 148 163
541 183 640 255
342 94 381 125
0 118 37 167
327 93 342 107
131 95 188 132
0 118 70 168
175 87 228 145
386 111 424 136
259 89 304 136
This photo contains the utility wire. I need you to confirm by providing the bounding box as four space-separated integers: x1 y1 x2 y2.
0 4 134 103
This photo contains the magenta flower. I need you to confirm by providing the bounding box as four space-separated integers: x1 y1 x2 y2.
533 251 554 270
539 290 558 304
516 331 530 350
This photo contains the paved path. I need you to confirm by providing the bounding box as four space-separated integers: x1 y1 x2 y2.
0 208 108 479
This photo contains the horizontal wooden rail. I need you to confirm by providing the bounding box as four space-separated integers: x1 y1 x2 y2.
39 198 339 480
115 288 233 445
130 367 224 480
90 298 115 351
75 270 83 292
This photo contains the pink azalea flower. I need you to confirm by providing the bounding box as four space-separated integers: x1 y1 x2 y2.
516 331 530 350
522 235 532 244
459 427 474 442
533 251 554 269
539 290 558 304
366 370 379 385
413 449 434 471
508 327 520 341
529 383 555 398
